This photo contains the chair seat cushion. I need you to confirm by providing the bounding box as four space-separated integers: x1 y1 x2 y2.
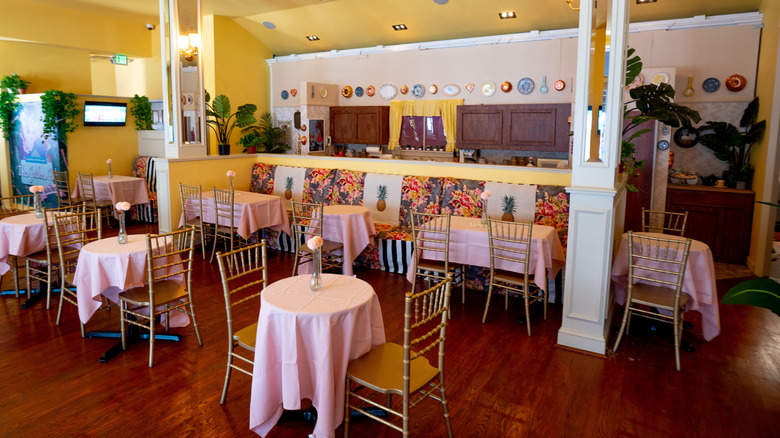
235 322 257 351
493 269 535 287
417 258 458 274
631 283 689 310
375 223 412 241
347 342 439 394
119 280 189 306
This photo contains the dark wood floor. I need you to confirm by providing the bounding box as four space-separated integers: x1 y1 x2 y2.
1 222 779 437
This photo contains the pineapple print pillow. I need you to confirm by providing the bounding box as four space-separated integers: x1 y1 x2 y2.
363 173 404 225
483 182 536 222
272 165 307 210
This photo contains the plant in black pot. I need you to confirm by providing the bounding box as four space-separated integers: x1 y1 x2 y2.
1 73 30 94
698 97 766 189
205 91 257 155
240 112 289 154
129 94 153 131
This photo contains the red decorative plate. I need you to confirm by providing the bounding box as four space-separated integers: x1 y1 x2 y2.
501 81 512 92
553 80 566 91
725 74 746 92
366 86 375 97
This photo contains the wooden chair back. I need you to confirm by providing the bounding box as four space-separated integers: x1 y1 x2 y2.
410 211 452 273
0 194 34 218
641 208 688 236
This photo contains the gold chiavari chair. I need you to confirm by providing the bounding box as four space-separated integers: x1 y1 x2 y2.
215 240 267 404
290 201 343 276
53 209 102 337
410 211 464 306
210 187 239 263
641 207 689 236
179 183 209 259
25 203 85 309
344 275 454 438
0 194 34 218
482 218 545 335
118 228 202 367
52 170 83 207
612 231 692 371
77 172 113 225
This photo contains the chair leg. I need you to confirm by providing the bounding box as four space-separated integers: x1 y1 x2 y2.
12 257 20 298
343 376 351 438
220 348 233 405
148 314 156 368
209 228 220 263
292 250 300 277
482 282 495 324
199 226 208 260
674 315 682 371
543 289 548 321
524 293 532 336
438 378 454 438
120 303 127 351
612 306 631 353
190 300 202 346
56 284 65 326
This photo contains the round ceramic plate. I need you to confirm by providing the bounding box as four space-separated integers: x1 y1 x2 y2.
399 85 409 95
379 83 397 100
626 73 644 90
554 80 566 91
501 81 512 93
657 140 670 151
412 84 425 98
429 84 438 94
442 84 460 96
342 86 353 98
518 78 534 95
290 89 297 97
652 72 669 85
465 83 475 93
281 90 289 100
725 74 746 92
355 86 364 97
366 86 375 97
481 80 496 97
301 124 306 132
320 87 328 98
702 77 720 93
300 135 307 145
674 126 699 148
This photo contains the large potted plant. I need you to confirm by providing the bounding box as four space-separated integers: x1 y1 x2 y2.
1 73 30 94
205 91 257 155
240 112 289 154
129 94 153 131
0 90 20 141
41 90 79 145
698 97 766 189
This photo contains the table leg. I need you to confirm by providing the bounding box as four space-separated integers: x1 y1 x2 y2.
276 406 318 425
87 323 182 363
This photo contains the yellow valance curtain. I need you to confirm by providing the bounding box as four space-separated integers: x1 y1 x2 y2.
388 99 464 151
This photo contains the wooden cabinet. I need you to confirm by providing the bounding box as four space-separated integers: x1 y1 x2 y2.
456 104 570 151
329 106 389 145
665 185 754 264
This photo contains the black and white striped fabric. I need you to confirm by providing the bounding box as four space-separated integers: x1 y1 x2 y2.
134 156 157 223
378 238 413 275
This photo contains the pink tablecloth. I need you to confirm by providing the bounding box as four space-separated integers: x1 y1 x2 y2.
405 216 565 292
72 234 188 327
178 190 290 240
0 212 47 276
298 205 376 277
611 232 720 341
250 274 385 438
72 175 151 217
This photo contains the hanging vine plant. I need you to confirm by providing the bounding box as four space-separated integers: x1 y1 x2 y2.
129 94 153 130
41 90 79 144
0 90 20 141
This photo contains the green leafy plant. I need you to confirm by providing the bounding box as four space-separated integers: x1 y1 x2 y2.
205 91 257 153
621 48 701 192
698 97 766 187
1 73 30 92
41 90 79 145
0 90 20 141
239 112 289 154
129 94 153 131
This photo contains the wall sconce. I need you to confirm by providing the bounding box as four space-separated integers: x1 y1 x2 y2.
179 33 200 61
566 0 579 10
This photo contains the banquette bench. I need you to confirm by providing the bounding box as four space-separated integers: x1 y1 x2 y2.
249 162 569 291
129 155 158 223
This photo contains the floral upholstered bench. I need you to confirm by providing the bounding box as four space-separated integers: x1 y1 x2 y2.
129 155 157 223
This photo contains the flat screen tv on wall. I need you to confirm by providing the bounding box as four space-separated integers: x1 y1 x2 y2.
83 101 127 126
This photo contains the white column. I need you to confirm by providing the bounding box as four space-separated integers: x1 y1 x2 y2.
557 0 631 354
153 158 173 233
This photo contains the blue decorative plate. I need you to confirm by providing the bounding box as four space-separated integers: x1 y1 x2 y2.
702 77 720 93
281 90 289 100
411 84 425 98
355 86 364 97
518 77 534 95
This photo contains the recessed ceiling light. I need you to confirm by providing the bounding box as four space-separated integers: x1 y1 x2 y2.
433 0 449 4
636 0 657 3
306 35 320 41
392 24 408 31
499 11 516 19
262 21 276 29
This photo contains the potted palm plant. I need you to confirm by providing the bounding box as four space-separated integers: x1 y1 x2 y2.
1 73 30 94
205 91 257 155
698 97 766 189
240 112 289 154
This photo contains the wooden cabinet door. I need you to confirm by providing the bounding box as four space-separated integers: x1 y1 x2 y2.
456 106 503 149
330 107 356 143
503 104 570 152
355 106 390 145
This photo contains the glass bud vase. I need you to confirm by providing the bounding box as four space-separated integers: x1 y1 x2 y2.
480 198 488 225
310 247 323 292
34 193 43 218
108 163 113 179
117 212 128 244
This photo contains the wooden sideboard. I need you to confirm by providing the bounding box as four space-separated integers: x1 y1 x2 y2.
329 106 389 145
665 184 754 264
456 104 571 151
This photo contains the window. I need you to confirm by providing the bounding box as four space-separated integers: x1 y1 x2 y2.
399 116 447 150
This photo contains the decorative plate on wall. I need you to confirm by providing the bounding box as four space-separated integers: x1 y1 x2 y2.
281 90 289 100
517 78 534 95
428 84 438 94
480 80 496 97
651 72 670 85
399 85 409 95
442 84 460 96
290 89 297 97
553 80 566 91
501 81 512 93
320 87 328 98
379 83 398 100
657 139 670 151
300 135 307 146
674 126 699 148
355 86 364 97
702 77 720 92
342 86 353 98
366 86 375 97
412 84 425 98
725 74 746 92
301 124 306 132
465 83 475 93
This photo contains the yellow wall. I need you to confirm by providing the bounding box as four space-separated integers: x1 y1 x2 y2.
0 40 93 94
